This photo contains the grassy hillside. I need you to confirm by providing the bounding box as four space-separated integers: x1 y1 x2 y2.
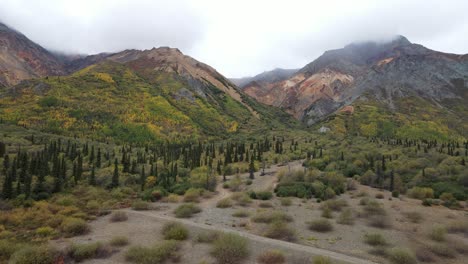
0 62 300 144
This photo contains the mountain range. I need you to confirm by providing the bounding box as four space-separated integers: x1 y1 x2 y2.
0 22 297 142
1 21 467 141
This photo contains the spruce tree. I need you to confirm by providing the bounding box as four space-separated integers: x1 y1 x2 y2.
140 166 146 191
89 164 96 186
249 155 255 179
96 148 101 168
111 158 119 188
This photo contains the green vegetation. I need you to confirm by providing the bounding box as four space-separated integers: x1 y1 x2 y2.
308 219 333 232
387 248 417 264
211 233 249 264
251 211 292 223
174 203 201 218
257 250 285 264
161 222 189 240
9 245 58 264
68 242 109 262
125 240 179 264
312 255 333 264
109 236 129 247
364 233 388 246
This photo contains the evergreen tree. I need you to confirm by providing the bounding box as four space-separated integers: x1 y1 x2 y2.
140 166 146 191
111 158 119 188
89 164 96 186
96 148 101 168
0 142 5 157
249 155 255 179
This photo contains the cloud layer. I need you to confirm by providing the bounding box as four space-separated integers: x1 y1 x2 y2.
1 0 468 77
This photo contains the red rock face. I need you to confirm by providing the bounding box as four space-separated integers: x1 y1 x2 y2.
0 23 65 86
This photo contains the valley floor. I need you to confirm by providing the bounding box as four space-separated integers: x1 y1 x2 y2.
51 160 468 264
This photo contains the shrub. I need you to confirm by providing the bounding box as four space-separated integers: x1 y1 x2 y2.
263 221 296 241
368 215 392 229
391 191 399 198
403 212 422 223
230 192 252 206
132 201 150 211
162 222 189 240
35 226 56 237
232 210 250 218
312 255 332 264
321 199 348 211
308 219 333 232
337 208 354 225
164 194 180 203
0 240 20 260
69 242 110 262
9 246 58 264
387 248 417 264
375 193 385 199
211 233 249 264
61 217 89 237
364 233 387 246
408 187 434 200
110 211 128 222
428 243 456 258
362 200 386 216
257 250 285 264
183 188 202 202
321 206 333 219
280 198 292 206
216 198 233 208
125 240 179 264
251 211 292 223
415 247 436 263
422 198 432 206
253 191 273 200
110 236 129 247
447 220 468 234
196 231 220 243
259 202 273 208
429 225 446 242
174 203 201 218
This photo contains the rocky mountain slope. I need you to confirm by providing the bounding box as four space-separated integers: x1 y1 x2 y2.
244 36 468 138
0 22 65 87
231 68 297 88
0 25 297 142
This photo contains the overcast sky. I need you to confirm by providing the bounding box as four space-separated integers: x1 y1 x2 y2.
1 0 468 77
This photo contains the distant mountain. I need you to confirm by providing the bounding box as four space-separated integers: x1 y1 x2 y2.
0 22 65 86
0 26 297 142
231 68 297 88
244 36 468 138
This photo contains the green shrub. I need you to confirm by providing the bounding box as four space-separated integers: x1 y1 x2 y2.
251 211 292 223
408 187 434 200
337 208 354 225
403 212 423 223
429 225 447 242
280 198 292 206
232 210 250 218
196 231 220 243
35 226 56 237
216 198 233 208
422 198 432 206
391 191 399 198
387 248 417 264
364 233 388 246
183 188 202 202
428 243 456 258
251 191 273 200
125 240 179 264
162 222 188 240
211 233 249 264
61 217 89 237
110 211 128 222
257 250 285 264
110 236 129 247
321 206 333 219
174 203 201 218
308 219 333 232
9 246 58 264
312 255 333 264
69 242 109 262
132 201 150 211
263 221 296 241
0 240 20 260
322 199 348 211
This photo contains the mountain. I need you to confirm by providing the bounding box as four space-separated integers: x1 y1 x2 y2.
231 68 297 88
244 36 468 138
0 22 65 87
0 28 298 142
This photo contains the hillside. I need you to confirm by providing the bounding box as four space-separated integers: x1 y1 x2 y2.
0 49 298 143
244 36 468 139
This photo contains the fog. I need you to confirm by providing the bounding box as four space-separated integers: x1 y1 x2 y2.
1 0 467 77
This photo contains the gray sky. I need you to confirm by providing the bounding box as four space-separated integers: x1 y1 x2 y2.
1 0 468 77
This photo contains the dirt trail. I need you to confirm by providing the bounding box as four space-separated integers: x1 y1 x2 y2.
125 209 377 264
